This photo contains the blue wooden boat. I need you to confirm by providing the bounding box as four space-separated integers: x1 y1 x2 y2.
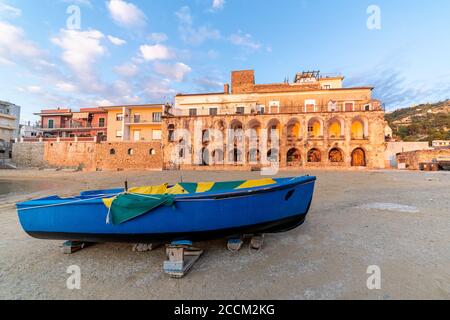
16 176 316 243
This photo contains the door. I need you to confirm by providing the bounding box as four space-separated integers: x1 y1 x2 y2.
351 148 366 167
133 130 141 142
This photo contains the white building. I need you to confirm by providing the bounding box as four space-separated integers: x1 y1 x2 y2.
0 101 21 139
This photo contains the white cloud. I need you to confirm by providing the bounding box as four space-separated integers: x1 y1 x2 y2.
212 0 225 10
145 78 176 98
148 32 168 43
52 29 106 90
56 82 78 92
140 44 174 61
175 6 220 45
229 31 262 50
0 3 22 18
154 62 192 82
106 0 146 28
107 35 126 46
114 63 138 77
0 21 43 60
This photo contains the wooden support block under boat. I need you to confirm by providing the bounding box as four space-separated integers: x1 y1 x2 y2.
163 242 203 279
250 234 264 250
227 238 244 252
61 241 94 254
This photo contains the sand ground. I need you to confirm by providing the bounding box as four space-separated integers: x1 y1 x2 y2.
0 169 449 300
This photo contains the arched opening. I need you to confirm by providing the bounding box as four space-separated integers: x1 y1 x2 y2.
128 148 134 156
351 118 368 140
329 148 344 163
230 120 244 144
328 118 344 139
201 147 210 166
287 119 301 141
308 118 323 138
307 148 322 163
149 149 156 156
110 148 116 155
247 120 261 146
248 148 260 164
287 148 302 166
212 149 224 164
167 124 175 142
229 148 242 164
351 148 366 167
266 119 281 142
267 148 279 163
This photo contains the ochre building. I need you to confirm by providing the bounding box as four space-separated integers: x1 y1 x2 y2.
163 70 388 170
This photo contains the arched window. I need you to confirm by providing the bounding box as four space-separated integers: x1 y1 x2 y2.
248 149 260 164
267 148 279 163
328 118 343 139
168 124 175 142
110 148 116 155
352 148 366 167
149 149 156 155
128 148 134 156
287 148 301 166
307 148 322 163
308 118 323 138
329 148 344 163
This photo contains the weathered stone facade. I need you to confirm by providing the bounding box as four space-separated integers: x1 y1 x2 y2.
13 141 162 171
162 110 387 170
162 69 387 170
397 148 450 170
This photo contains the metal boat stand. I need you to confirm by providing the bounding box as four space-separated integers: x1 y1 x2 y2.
163 241 203 278
61 241 95 254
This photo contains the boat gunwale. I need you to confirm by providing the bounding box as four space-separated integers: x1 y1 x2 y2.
16 176 316 208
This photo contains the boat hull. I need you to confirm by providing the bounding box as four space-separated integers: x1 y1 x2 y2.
17 177 316 243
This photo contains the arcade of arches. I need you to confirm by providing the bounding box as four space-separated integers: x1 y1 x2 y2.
163 112 386 170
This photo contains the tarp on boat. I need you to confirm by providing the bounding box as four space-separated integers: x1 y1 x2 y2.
103 178 276 225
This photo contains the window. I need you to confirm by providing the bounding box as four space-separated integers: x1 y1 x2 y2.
209 108 218 116
344 102 354 112
128 148 134 156
323 85 331 90
236 107 245 114
48 119 54 129
305 99 316 113
364 104 371 111
116 113 124 121
168 124 175 142
149 149 156 155
152 112 162 123
99 118 105 127
189 109 197 116
116 130 123 138
133 114 141 123
152 130 162 140
110 149 116 155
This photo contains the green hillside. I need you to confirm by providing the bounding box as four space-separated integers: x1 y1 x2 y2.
385 100 450 142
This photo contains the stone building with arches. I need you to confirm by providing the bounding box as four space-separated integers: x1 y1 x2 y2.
162 70 387 170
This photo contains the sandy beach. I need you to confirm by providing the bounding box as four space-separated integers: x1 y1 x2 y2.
0 169 449 300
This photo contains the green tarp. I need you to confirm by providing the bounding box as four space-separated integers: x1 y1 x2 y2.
109 193 175 225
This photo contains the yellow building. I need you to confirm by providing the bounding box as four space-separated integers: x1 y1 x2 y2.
103 104 164 142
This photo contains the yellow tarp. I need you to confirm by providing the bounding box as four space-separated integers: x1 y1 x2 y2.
102 178 277 208
236 178 276 189
196 182 215 193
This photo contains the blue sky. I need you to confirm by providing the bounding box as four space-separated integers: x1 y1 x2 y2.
1 0 450 122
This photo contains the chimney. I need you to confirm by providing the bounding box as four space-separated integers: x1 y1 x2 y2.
224 83 230 94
